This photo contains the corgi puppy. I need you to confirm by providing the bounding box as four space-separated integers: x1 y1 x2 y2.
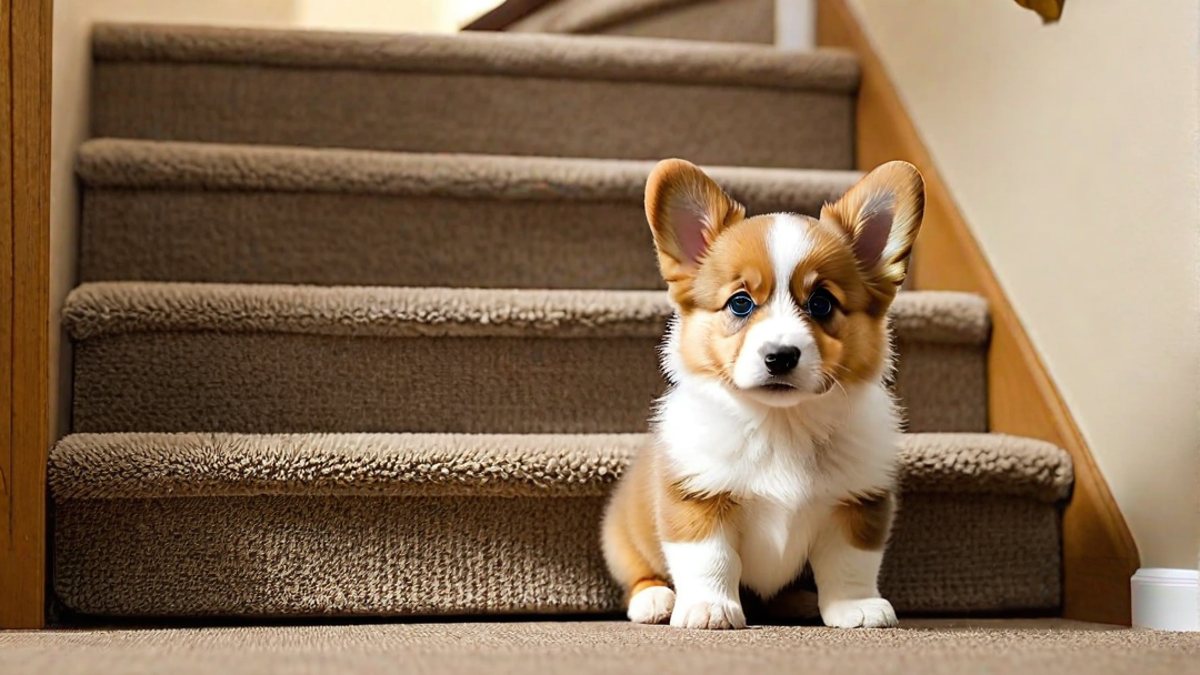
602 159 924 630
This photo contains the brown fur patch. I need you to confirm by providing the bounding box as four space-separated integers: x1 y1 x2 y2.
775 217 892 388
630 577 670 599
601 448 669 595
661 480 739 542
673 215 778 383
836 491 895 551
820 161 925 297
644 159 746 308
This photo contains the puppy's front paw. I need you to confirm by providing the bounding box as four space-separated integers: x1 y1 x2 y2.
670 596 747 630
820 598 897 628
628 586 675 625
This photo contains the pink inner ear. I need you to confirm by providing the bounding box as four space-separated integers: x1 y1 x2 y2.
671 205 710 265
854 208 893 268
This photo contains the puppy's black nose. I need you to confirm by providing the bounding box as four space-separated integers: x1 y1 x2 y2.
764 346 801 376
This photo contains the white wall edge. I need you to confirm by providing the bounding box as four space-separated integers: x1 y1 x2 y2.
1131 568 1200 631
775 0 815 50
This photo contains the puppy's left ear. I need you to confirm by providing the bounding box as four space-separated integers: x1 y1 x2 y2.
821 161 925 290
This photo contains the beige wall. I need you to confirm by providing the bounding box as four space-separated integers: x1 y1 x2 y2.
291 0 498 33
52 0 300 444
847 0 1200 568
51 1 499 441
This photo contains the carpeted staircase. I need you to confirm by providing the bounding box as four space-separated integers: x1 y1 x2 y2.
50 22 1075 621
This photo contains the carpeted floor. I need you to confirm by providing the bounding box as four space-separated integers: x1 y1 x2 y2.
3 620 1199 675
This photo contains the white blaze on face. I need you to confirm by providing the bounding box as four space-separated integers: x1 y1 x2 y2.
731 216 823 396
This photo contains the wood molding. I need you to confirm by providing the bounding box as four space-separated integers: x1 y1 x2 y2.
462 0 557 31
816 0 1138 625
0 0 51 629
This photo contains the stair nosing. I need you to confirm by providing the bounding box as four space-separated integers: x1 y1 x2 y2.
91 23 860 93
48 431 1073 503
62 282 990 344
76 138 864 202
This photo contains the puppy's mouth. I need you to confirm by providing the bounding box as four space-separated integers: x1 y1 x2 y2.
757 381 797 393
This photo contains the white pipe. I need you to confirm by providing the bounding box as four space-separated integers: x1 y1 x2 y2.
1131 568 1200 631
775 0 815 50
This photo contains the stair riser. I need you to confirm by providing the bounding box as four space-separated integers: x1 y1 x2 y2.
75 140 863 289
93 64 854 168
71 333 986 434
79 178 855 288
52 492 1060 617
81 191 662 288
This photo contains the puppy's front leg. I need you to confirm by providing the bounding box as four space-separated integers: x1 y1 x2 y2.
810 492 898 628
657 480 745 629
662 526 746 629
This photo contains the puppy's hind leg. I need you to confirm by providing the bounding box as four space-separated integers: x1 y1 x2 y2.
602 460 674 625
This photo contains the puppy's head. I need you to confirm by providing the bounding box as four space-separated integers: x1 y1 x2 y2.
646 159 924 408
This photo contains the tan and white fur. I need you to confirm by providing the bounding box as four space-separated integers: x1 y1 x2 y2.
602 159 924 630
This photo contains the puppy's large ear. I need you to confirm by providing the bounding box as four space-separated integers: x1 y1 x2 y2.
821 160 925 291
645 159 745 284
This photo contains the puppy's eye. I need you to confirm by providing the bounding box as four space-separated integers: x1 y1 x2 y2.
726 292 756 318
806 288 836 319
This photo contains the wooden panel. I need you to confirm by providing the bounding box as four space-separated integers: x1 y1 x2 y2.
816 0 1138 625
0 0 51 629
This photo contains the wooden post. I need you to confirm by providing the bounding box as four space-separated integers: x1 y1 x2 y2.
0 0 52 629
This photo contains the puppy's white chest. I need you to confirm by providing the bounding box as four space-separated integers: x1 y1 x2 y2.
735 495 828 598
657 380 900 599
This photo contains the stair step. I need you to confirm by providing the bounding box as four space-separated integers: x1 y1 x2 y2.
65 283 990 435
77 139 862 288
49 431 1072 617
91 24 858 168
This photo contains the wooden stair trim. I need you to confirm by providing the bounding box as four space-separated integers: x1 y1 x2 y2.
462 0 558 31
815 0 1138 625
0 0 51 629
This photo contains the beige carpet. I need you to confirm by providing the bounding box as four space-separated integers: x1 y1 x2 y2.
48 433 1069 617
60 20 1080 624
4 620 1199 675
90 24 857 168
76 139 860 289
64 284 989 435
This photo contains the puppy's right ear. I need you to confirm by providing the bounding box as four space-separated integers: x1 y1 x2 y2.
645 159 745 284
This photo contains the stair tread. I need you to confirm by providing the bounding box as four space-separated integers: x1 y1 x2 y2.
90 26 855 167
77 138 863 200
93 22 859 93
63 282 990 344
50 432 1073 502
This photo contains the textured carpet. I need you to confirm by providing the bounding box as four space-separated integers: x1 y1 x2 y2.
48 433 1070 616
4 621 1198 675
76 139 860 288
90 24 857 167
62 19 1080 624
50 433 1071 501
64 284 989 434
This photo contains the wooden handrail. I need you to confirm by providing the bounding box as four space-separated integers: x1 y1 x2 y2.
462 0 559 31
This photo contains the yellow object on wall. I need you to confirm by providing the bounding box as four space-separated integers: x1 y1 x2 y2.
1014 0 1065 23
